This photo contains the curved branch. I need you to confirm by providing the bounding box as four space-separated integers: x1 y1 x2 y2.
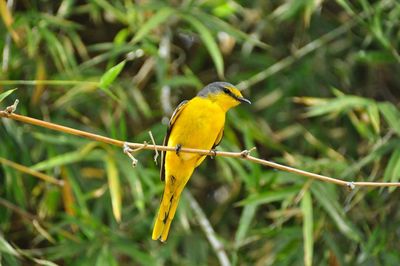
1 108 399 189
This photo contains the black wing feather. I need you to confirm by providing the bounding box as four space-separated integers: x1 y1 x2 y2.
212 129 224 150
160 100 189 181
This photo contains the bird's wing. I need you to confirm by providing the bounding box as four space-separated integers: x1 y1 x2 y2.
212 127 224 149
160 100 189 181
194 123 224 168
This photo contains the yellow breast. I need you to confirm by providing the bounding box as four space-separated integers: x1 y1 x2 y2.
168 97 225 152
165 97 225 170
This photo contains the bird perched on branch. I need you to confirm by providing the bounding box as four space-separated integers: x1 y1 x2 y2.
152 81 251 242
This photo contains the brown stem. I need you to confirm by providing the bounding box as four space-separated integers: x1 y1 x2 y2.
1 110 399 189
0 157 63 186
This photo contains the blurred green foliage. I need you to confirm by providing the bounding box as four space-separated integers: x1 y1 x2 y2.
1 0 400 265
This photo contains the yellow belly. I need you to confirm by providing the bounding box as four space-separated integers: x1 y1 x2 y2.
165 97 225 178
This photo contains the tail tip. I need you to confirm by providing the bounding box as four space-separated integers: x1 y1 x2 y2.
152 235 167 243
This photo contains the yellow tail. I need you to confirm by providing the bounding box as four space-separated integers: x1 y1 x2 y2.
152 184 182 242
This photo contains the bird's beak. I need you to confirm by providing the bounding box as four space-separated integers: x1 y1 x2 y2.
238 97 251 104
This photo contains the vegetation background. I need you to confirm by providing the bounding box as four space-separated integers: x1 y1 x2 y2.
1 0 400 265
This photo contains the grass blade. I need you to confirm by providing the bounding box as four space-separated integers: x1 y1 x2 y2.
192 10 269 49
237 186 301 206
182 14 224 78
61 167 76 216
383 149 400 192
99 60 126 90
106 154 121 222
31 143 102 171
234 203 257 249
99 60 125 101
0 88 17 103
367 102 380 134
311 183 360 241
132 7 175 43
379 102 400 136
301 191 313 266
305 96 369 117
0 235 19 257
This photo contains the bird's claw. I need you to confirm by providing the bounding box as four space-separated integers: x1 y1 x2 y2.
347 181 355 191
210 149 217 159
175 144 182 155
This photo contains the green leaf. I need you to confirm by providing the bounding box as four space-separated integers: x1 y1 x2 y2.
341 140 394 179
212 2 236 18
379 102 400 136
383 149 400 192
31 150 84 171
335 0 355 15
111 241 158 264
234 203 257 249
0 236 57 265
92 0 128 24
0 235 19 257
371 12 390 49
237 186 301 206
106 154 121 222
306 96 369 117
182 14 224 78
348 111 375 140
192 10 269 49
322 232 345 266
355 50 397 64
0 88 17 103
99 60 126 91
164 75 203 88
301 191 313 266
367 102 380 134
311 183 360 241
32 258 59 266
132 7 175 43
39 27 75 71
131 88 152 118
96 245 118 266
114 28 130 45
31 143 102 171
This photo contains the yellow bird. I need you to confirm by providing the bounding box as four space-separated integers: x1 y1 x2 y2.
152 81 251 242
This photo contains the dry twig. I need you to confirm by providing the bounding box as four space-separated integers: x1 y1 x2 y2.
1 103 400 189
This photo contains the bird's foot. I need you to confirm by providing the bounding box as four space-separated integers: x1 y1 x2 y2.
175 144 182 155
210 149 217 159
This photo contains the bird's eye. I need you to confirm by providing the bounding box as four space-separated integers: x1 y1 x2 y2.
223 87 230 94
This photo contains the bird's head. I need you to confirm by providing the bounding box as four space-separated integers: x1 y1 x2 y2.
197 82 251 111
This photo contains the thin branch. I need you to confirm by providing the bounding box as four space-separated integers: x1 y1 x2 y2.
148 131 159 164
185 191 231 266
0 157 64 186
0 197 36 221
0 198 79 243
1 107 400 189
